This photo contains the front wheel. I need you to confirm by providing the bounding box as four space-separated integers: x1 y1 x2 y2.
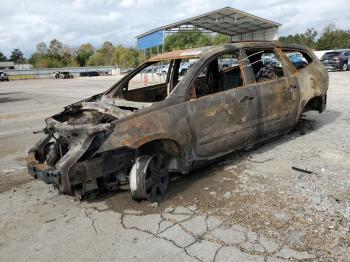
129 154 169 202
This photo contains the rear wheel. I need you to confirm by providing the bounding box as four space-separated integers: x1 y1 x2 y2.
342 63 348 71
129 154 169 202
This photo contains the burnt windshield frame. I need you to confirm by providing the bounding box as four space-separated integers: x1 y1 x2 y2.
104 61 162 98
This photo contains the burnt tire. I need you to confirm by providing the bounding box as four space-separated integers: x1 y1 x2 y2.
342 63 348 71
129 154 169 202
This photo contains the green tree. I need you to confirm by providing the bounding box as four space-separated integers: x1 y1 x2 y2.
164 30 212 51
303 28 318 47
87 51 106 66
315 24 350 50
88 41 114 66
61 44 77 67
279 28 318 48
211 34 230 45
36 42 48 55
113 45 127 66
48 39 64 58
0 52 7 62
10 48 25 63
30 39 75 68
113 45 139 68
76 43 94 66
29 42 49 68
29 53 51 68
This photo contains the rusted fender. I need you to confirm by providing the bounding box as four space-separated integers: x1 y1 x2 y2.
99 102 192 153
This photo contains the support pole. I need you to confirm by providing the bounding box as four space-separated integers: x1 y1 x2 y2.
162 29 165 53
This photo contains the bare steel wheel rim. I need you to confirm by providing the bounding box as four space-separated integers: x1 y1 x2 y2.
343 63 348 71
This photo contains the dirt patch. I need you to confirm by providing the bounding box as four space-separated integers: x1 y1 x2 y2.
0 97 29 104
0 170 33 193
0 92 24 96
104 152 246 213
102 124 350 258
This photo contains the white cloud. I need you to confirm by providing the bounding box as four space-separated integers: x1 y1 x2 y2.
0 0 349 57
120 0 136 8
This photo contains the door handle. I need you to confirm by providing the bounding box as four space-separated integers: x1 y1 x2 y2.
240 96 254 103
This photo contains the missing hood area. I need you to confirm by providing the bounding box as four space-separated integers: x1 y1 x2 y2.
27 97 153 198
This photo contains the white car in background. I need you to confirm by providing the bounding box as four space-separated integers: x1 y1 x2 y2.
156 64 169 75
179 60 197 76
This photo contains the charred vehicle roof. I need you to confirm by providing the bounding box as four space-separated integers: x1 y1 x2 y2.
27 41 328 202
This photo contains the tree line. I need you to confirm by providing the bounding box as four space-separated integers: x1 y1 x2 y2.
0 24 349 68
0 48 25 64
29 40 141 68
278 24 350 50
0 40 141 69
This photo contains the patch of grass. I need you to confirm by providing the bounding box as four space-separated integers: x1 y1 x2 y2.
9 75 38 80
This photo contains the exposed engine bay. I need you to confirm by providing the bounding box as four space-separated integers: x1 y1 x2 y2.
27 97 152 198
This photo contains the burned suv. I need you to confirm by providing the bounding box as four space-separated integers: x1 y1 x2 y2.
27 42 328 202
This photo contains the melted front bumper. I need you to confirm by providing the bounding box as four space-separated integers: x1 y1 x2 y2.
27 150 60 185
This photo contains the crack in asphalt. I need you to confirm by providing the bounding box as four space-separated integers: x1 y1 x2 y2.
74 203 313 261
84 208 98 235
212 246 222 262
120 211 204 262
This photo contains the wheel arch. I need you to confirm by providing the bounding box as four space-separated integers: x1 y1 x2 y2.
136 138 187 173
302 95 326 114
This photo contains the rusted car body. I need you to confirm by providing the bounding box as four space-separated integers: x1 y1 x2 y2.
27 42 328 202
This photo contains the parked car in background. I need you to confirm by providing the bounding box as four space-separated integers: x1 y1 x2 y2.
120 68 134 74
179 61 196 76
80 71 99 77
0 72 9 81
320 49 350 71
218 58 238 71
287 52 308 69
97 71 109 76
60 72 74 79
156 64 169 75
27 42 328 202
53 72 74 79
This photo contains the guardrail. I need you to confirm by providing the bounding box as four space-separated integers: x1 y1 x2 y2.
2 66 116 80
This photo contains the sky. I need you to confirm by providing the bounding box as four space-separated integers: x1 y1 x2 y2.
0 0 349 57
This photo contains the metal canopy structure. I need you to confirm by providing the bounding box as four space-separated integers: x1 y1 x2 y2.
136 7 281 51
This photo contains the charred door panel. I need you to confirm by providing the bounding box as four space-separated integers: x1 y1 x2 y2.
255 76 300 139
242 48 301 140
187 86 259 158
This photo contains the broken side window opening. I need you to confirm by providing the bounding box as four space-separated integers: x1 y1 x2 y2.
112 58 200 103
123 60 171 103
244 49 285 82
282 50 313 70
188 50 243 99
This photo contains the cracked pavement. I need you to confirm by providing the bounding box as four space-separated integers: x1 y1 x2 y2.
0 182 315 262
1 73 350 261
